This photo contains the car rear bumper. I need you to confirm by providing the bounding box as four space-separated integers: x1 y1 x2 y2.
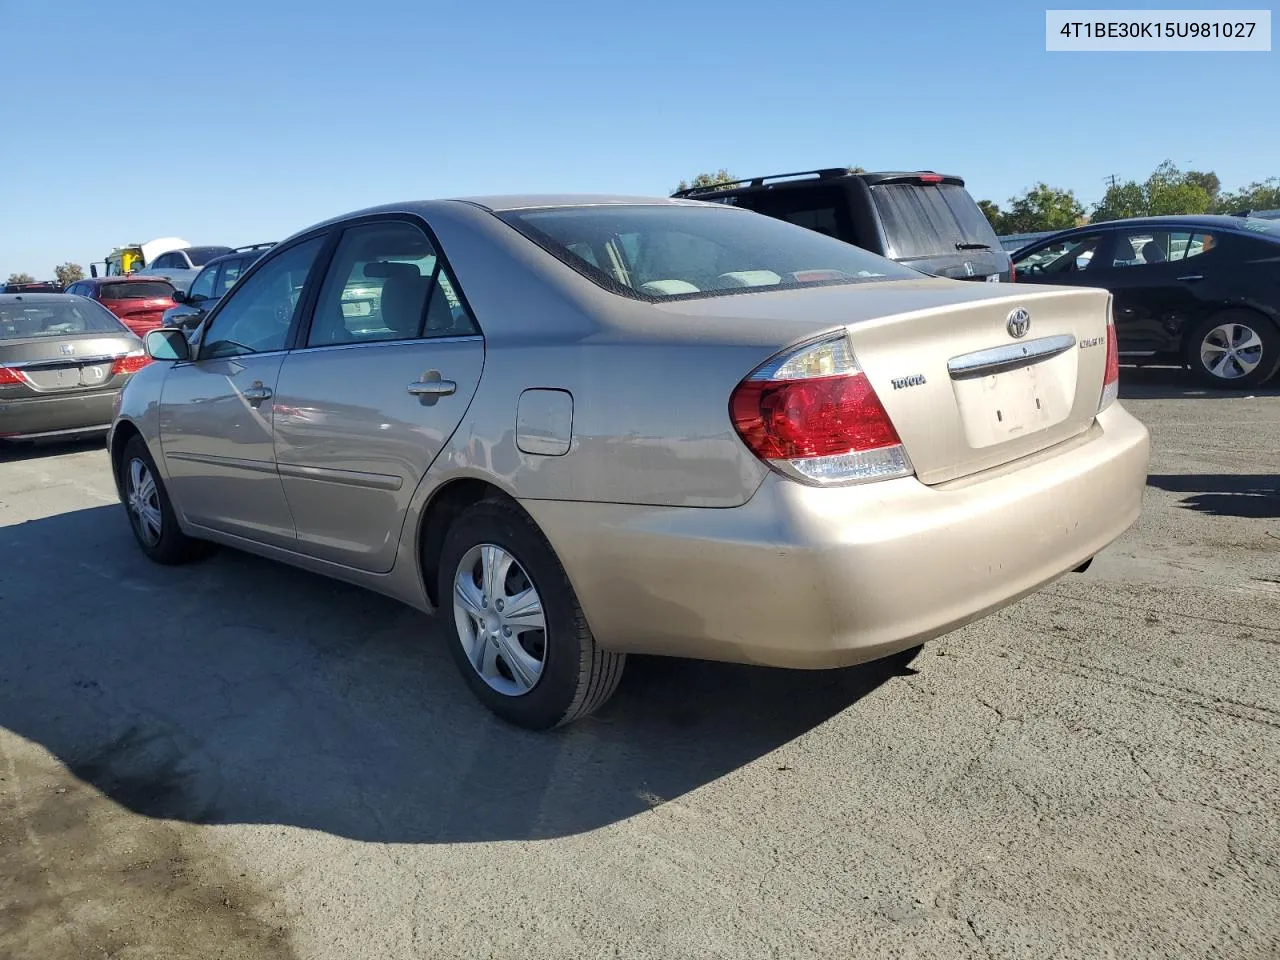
0 391 118 439
520 402 1151 669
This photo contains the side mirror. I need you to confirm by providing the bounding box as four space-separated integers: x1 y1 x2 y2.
171 289 188 304
145 327 191 362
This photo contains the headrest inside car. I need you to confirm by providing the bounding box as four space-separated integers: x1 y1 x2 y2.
362 261 422 279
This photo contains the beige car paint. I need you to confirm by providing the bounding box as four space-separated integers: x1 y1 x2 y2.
109 195 1151 672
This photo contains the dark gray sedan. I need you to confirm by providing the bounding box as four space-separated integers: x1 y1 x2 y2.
0 293 151 441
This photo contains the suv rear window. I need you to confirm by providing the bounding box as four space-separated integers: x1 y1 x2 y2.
100 281 175 300
871 183 999 260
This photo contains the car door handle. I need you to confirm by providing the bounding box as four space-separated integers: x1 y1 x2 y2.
407 380 456 396
1177 274 1204 282
243 382 273 404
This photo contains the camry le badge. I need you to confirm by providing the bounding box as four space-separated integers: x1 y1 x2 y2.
1006 308 1031 339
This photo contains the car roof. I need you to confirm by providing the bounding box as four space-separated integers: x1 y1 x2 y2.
77 275 174 286
269 195 725 247
0 292 78 302
1065 214 1273 232
449 194 703 212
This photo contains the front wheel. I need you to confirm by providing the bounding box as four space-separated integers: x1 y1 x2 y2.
119 434 214 565
437 498 625 730
1185 311 1280 389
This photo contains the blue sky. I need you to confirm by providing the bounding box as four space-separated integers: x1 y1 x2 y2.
2 0 1276 277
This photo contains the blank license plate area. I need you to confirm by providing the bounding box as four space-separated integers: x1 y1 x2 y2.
23 365 83 391
953 359 1072 449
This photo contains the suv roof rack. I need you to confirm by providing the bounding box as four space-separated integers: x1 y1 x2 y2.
672 167 854 197
233 241 276 252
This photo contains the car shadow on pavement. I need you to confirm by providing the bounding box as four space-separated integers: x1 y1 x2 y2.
0 505 902 845
1118 364 1280 401
1146 473 1280 519
0 436 107 463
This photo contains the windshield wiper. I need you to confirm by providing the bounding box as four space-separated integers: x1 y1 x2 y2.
956 241 991 251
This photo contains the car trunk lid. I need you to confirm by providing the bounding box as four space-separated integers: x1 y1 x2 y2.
0 334 144 393
843 285 1112 484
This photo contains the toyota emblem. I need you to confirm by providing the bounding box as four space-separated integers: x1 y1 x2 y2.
1006 308 1031 339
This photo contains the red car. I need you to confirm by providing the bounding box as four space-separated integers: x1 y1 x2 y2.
63 276 177 337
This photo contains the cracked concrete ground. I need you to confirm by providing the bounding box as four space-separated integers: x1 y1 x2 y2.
1 367 1277 959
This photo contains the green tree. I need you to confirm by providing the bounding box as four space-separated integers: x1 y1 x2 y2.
55 262 85 287
674 169 737 193
1092 161 1219 222
1215 177 1280 214
1144 160 1211 216
977 200 1004 232
1184 170 1221 203
1092 180 1147 222
7 272 35 284
999 182 1084 234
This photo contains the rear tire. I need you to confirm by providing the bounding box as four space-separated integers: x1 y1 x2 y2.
437 497 625 730
1185 310 1280 389
119 434 214 565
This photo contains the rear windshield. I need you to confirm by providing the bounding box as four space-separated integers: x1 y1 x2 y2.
100 280 174 300
497 204 919 301
0 298 127 340
185 246 235 266
870 183 1000 260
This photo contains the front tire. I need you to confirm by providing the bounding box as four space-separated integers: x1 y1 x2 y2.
437 497 625 730
119 434 213 565
1185 310 1280 389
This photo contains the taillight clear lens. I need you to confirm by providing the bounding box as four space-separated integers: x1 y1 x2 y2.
1099 314 1120 412
111 352 152 376
730 333 913 486
0 365 25 386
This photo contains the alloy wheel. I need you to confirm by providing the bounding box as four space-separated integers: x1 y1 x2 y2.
126 457 163 546
1199 322 1264 381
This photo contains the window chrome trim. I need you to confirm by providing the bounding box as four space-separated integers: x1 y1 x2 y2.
947 334 1077 381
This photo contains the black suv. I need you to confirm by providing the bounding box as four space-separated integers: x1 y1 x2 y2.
673 168 1011 282
160 243 275 334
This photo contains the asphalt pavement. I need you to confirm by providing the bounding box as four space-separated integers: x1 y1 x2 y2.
1 367 1277 960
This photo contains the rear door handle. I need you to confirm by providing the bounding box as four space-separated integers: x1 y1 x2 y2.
1177 274 1203 282
243 382 273 405
407 370 456 404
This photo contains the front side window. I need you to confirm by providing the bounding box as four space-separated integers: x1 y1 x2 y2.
200 236 325 359
1014 233 1104 275
188 265 219 301
498 204 916 300
306 220 477 347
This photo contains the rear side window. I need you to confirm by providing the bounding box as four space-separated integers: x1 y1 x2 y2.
871 183 999 260
100 281 175 300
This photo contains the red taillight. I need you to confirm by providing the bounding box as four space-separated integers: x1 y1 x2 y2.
111 353 152 376
0 365 25 386
730 334 912 486
731 374 901 459
1099 312 1120 411
917 174 944 183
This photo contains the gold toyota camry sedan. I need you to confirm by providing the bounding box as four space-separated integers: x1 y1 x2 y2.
108 195 1151 729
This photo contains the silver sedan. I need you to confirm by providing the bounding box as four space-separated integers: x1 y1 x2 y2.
108 195 1151 729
